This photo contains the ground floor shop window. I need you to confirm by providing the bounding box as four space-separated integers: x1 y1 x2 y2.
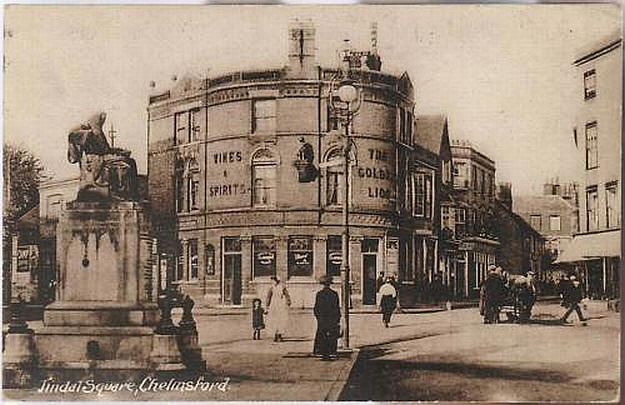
253 236 276 278
288 236 313 278
326 235 342 277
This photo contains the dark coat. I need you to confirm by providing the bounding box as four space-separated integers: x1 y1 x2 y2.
252 307 265 329
313 287 340 356
564 283 583 305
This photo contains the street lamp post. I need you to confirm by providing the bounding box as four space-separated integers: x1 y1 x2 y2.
330 80 361 350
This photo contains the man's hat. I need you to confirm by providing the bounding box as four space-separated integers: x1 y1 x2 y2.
319 275 333 285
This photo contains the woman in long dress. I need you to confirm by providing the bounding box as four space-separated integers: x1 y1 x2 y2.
266 276 291 342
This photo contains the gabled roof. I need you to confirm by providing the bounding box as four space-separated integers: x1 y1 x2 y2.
17 204 40 229
513 195 576 214
414 114 448 156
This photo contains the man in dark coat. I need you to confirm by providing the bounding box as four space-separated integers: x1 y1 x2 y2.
561 276 586 323
313 276 341 361
482 270 505 323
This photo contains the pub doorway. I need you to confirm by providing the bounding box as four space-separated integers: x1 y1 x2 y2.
361 238 379 305
222 237 242 305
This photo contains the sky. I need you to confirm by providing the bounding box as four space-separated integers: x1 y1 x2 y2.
3 4 621 196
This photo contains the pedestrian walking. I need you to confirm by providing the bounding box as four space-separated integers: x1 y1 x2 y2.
379 278 397 328
251 298 266 340
561 275 587 324
313 276 341 361
266 276 291 342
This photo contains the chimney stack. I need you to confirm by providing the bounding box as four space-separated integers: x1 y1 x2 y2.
286 20 317 79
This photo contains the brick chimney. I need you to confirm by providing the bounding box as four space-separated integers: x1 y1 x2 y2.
286 20 316 79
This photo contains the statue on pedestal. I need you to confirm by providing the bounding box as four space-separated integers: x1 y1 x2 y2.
67 112 139 202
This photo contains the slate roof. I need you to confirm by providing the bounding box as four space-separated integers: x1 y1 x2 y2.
414 114 447 155
512 195 576 215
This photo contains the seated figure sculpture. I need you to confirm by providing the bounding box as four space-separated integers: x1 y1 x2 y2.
67 112 139 201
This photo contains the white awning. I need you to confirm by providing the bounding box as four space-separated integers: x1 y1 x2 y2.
554 230 621 263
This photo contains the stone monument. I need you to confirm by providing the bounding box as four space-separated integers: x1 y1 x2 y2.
4 113 188 385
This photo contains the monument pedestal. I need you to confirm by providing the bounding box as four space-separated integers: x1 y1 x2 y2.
32 201 184 380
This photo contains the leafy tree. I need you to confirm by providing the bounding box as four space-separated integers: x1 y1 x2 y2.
4 143 44 221
3 143 44 302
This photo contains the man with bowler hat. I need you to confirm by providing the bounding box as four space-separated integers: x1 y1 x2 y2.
313 275 341 361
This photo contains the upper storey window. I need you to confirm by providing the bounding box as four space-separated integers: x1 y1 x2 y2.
252 149 277 207
585 121 598 170
174 108 202 145
584 69 596 100
174 111 188 146
252 99 277 134
398 108 412 145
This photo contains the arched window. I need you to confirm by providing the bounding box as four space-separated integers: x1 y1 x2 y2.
325 148 344 206
187 159 200 211
251 149 277 207
175 159 185 213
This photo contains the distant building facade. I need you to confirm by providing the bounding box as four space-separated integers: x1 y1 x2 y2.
513 181 578 266
147 22 449 308
449 140 498 298
558 35 621 299
494 199 544 278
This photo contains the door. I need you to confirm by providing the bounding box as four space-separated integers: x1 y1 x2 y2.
222 237 242 305
362 254 377 305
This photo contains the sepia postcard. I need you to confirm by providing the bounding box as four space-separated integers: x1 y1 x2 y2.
1 4 622 402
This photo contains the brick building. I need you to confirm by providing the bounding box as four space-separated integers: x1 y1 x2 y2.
146 22 447 307
495 194 545 278
450 139 498 298
513 181 578 268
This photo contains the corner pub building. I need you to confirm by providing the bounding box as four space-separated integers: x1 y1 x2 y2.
147 22 444 308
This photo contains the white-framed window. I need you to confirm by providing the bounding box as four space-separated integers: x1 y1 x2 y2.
453 161 468 188
530 215 542 230
442 205 453 230
586 186 599 232
413 171 433 219
455 207 466 236
606 181 619 228
174 111 189 145
585 121 598 170
325 148 344 206
252 149 277 207
190 108 202 142
584 69 596 100
252 99 276 134
549 215 561 231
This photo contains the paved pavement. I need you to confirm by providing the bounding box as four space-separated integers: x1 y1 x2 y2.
3 300 620 401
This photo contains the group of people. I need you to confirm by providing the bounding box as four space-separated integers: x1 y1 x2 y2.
250 273 399 361
479 265 589 324
479 265 538 324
